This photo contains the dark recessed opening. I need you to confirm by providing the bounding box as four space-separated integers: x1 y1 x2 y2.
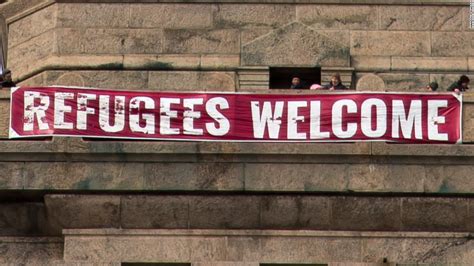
269 67 321 90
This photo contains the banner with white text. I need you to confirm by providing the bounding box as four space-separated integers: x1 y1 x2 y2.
9 87 462 143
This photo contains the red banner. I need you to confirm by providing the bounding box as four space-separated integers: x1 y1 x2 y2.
9 87 462 143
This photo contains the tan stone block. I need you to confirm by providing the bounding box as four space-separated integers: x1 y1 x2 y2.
143 163 244 190
123 54 200 70
18 73 45 86
0 162 23 189
0 238 63 264
430 73 474 91
351 56 391 71
8 4 56 48
432 32 474 56
148 71 236 91
241 27 275 44
121 196 189 229
401 198 469 231
424 165 474 194
45 71 148 90
57 28 163 55
45 195 120 229
0 99 9 138
392 57 468 71
380 6 464 31
244 163 347 192
214 4 294 29
242 22 349 67
8 30 56 73
297 5 377 30
193 263 258 266
130 4 212 29
57 3 129 28
356 73 386 91
350 31 430 56
164 29 239 54
258 237 332 262
469 57 474 71
200 55 240 69
463 102 474 142
378 73 430 91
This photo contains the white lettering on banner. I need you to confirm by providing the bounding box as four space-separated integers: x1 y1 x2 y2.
361 99 387 138
392 100 422 139
332 99 357 139
251 101 284 139
130 96 155 134
160 98 180 135
206 97 230 136
23 91 50 131
287 101 307 140
183 98 204 136
77 93 96 130
310 101 330 139
54 92 74 129
99 95 125 133
428 100 448 141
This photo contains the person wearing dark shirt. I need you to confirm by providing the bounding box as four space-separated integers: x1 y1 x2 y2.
427 82 439 92
323 73 348 90
447 75 469 94
1 69 16 88
290 77 304 89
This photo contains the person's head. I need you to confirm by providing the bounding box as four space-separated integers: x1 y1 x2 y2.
3 69 12 81
292 77 301 86
459 75 470 88
427 82 438 92
331 73 341 86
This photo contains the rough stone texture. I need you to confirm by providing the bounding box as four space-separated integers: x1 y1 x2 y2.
430 73 474 91
121 196 189 229
379 6 464 31
148 71 236 91
214 4 294 29
0 162 23 189
0 99 9 138
18 72 45 86
123 54 201 70
463 102 474 143
401 198 470 231
188 196 260 229
44 195 120 229
351 31 431 56
356 73 386 91
350 56 391 71
0 237 64 265
242 22 349 67
391 57 468 72
431 32 474 56
130 4 213 29
377 73 430 91
57 28 163 55
424 165 474 194
8 4 56 48
200 55 240 69
57 3 129 28
297 5 377 30
0 203 53 236
163 29 240 54
45 71 148 90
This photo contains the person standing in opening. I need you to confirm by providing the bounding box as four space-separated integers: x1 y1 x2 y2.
323 73 348 90
1 69 16 88
290 76 304 89
427 82 439 92
447 75 469 94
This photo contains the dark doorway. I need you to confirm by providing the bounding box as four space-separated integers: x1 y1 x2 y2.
269 67 321 90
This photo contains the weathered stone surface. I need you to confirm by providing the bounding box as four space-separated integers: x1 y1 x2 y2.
144 163 243 190
57 28 163 54
356 73 386 91
45 71 148 90
297 5 377 30
0 99 10 138
0 162 23 189
430 73 474 92
130 4 212 29
148 71 236 91
431 32 474 56
0 237 63 265
378 73 430 91
123 54 201 69
0 203 47 235
214 4 294 29
18 73 45 86
44 194 120 228
468 57 474 72
380 6 464 31
200 55 240 69
164 29 239 54
463 102 474 143
242 22 349 67
244 163 347 192
351 31 430 56
188 196 260 229
241 27 275 44
391 57 468 71
57 3 129 28
24 162 145 190
401 198 469 231
424 165 474 194
8 4 56 48
351 56 391 71
331 197 401 231
121 196 189 229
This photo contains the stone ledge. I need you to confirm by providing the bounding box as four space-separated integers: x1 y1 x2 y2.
55 0 469 5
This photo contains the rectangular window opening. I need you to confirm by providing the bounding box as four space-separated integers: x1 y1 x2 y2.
269 67 321 90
